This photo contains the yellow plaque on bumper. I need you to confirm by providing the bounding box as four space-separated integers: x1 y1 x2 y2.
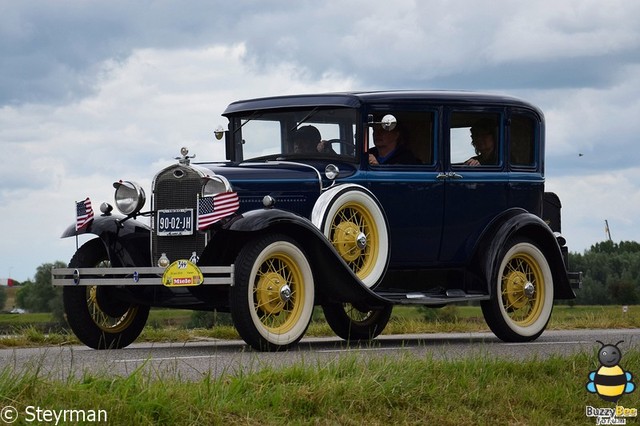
162 260 203 287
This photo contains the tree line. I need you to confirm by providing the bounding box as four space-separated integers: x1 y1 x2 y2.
2 240 638 317
569 240 640 305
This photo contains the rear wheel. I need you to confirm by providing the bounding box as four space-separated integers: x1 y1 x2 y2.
230 234 315 351
322 303 392 341
63 239 149 349
481 237 554 342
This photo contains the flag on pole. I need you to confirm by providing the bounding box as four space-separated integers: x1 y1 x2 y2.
197 192 240 230
76 197 94 230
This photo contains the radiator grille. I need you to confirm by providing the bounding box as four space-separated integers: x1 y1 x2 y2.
152 166 206 265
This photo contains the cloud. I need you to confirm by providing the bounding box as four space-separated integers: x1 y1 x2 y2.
0 41 354 281
546 167 640 251
4 1 640 107
2 0 640 281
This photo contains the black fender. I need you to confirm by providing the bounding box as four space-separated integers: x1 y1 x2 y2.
60 215 151 267
471 208 575 299
200 208 388 307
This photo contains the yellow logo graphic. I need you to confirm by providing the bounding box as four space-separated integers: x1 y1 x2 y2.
162 259 203 287
586 341 635 403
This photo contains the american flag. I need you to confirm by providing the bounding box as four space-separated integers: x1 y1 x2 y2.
76 197 94 230
197 192 240 230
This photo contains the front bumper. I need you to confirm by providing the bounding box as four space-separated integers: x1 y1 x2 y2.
52 265 234 287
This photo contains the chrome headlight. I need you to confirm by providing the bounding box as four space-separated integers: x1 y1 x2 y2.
113 180 146 215
202 175 231 197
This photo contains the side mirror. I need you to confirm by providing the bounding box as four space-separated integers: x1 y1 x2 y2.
214 125 225 140
367 114 397 131
380 114 397 131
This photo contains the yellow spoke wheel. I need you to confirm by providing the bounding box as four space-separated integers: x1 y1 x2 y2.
231 234 315 351
500 252 545 326
330 202 379 278
252 253 305 334
87 286 140 333
62 239 149 349
316 186 389 288
481 238 553 342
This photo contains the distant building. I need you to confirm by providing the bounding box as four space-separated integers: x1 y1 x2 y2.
0 278 16 287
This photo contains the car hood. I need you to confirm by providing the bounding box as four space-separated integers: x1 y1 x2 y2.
197 160 355 217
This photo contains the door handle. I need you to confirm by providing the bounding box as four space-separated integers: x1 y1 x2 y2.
437 172 463 180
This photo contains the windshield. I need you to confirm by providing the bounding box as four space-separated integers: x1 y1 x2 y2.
229 107 358 162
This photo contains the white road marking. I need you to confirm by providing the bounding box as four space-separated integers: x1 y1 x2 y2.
114 355 220 363
317 346 413 353
502 340 593 346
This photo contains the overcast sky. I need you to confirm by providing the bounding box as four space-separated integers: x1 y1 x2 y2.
2 0 640 282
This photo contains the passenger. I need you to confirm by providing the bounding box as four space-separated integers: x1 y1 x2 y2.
368 123 420 165
465 119 497 166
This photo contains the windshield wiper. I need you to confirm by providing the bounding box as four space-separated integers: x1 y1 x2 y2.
290 107 320 132
234 111 263 135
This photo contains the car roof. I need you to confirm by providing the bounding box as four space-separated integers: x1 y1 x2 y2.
223 90 543 118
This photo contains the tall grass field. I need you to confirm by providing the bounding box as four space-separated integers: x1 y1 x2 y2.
0 305 638 425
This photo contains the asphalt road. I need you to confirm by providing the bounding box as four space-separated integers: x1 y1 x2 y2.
1 329 639 381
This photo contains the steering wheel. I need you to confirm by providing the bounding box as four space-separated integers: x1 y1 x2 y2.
322 139 354 154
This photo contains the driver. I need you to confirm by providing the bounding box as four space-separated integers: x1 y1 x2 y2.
293 126 332 154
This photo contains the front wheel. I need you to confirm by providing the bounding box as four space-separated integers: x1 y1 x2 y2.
481 237 554 342
63 239 150 349
230 234 315 351
322 303 392 341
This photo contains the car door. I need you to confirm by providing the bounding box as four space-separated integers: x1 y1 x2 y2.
439 109 509 263
364 108 445 267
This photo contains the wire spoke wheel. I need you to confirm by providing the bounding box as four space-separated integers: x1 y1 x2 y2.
316 187 389 288
253 253 305 333
63 239 149 349
86 285 140 333
481 238 553 342
501 253 545 326
330 202 378 278
231 234 314 351
323 302 392 341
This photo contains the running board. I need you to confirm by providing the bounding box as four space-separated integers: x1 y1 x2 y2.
376 290 489 305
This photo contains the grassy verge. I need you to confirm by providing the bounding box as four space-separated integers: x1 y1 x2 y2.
0 306 638 424
1 351 638 425
0 305 638 349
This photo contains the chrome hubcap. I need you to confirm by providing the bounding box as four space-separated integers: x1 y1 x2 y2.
523 282 535 298
280 284 292 302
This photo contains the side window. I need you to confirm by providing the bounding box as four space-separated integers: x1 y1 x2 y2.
450 112 500 167
510 114 536 167
367 110 434 166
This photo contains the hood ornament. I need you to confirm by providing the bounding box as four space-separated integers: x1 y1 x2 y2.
176 147 196 166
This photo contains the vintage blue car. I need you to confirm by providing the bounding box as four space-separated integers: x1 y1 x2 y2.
52 91 581 351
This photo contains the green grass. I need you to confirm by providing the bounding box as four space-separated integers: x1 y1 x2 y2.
0 304 638 349
0 351 638 425
1 306 638 424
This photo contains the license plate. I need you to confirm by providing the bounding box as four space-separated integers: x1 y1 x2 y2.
157 209 193 236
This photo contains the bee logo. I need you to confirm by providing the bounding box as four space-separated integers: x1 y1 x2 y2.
586 340 635 403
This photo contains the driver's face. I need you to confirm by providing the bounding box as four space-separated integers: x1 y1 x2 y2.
293 138 313 153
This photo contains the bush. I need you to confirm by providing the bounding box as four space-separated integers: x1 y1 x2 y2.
187 310 233 328
420 305 460 322
0 287 6 311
